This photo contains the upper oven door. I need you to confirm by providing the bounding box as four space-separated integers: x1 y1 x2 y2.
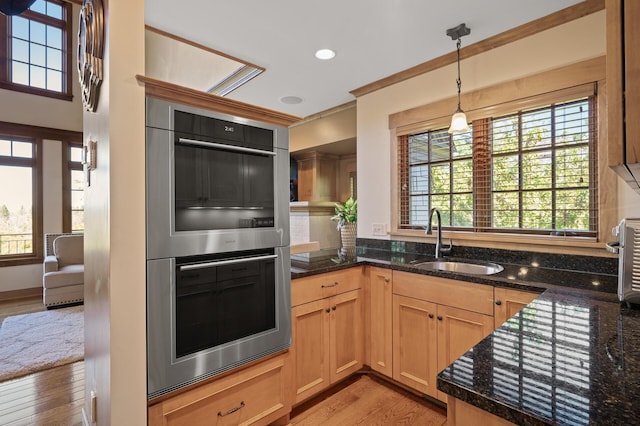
145 98 290 259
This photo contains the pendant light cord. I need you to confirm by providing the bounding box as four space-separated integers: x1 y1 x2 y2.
456 38 462 111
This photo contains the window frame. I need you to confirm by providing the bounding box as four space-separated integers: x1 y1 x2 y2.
0 121 82 267
62 140 83 233
0 0 73 101
389 57 612 249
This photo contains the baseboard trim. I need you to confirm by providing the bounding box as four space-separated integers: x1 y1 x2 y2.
0 287 42 302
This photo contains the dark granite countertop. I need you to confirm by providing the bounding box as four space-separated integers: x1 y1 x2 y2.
291 246 624 425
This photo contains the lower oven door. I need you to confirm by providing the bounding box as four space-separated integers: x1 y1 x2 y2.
146 247 291 398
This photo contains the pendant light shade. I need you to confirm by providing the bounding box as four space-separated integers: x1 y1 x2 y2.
446 23 471 134
448 110 470 133
0 0 37 16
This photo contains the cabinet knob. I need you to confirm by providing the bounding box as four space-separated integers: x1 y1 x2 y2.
325 308 331 313
384 277 390 282
332 305 337 311
495 300 502 306
428 313 434 319
437 315 443 321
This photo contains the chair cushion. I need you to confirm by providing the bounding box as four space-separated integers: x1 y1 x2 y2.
43 264 84 289
54 235 84 267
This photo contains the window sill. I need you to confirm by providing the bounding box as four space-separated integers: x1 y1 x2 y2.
0 256 44 268
390 229 612 258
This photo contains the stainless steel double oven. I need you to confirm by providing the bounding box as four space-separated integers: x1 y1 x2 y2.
145 98 291 398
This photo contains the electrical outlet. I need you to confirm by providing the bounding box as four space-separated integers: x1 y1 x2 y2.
372 223 386 236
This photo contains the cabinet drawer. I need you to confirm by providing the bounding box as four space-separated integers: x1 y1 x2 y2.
148 354 289 426
292 266 363 306
392 271 494 316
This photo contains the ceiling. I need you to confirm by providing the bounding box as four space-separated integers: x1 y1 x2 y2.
145 0 584 119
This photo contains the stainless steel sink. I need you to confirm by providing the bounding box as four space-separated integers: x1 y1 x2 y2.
413 260 504 275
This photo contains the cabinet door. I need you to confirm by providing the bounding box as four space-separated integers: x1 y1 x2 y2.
392 294 438 398
436 305 494 402
330 289 363 383
292 298 331 404
494 287 539 329
369 267 393 377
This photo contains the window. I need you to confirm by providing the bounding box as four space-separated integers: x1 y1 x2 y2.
399 94 597 237
63 142 84 233
0 135 42 264
0 0 72 100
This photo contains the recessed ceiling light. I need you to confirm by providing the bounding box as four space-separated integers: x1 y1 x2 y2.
315 48 336 60
280 96 303 104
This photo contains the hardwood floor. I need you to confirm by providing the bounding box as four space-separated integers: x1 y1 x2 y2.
291 374 448 426
0 296 448 426
0 296 84 426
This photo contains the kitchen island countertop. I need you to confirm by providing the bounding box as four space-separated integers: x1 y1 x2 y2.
291 247 630 425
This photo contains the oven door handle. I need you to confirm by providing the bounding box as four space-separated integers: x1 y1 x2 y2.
179 254 278 271
178 137 276 157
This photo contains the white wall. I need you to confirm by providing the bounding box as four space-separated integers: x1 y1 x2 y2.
356 11 640 243
0 3 83 292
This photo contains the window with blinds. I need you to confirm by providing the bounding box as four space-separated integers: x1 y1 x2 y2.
398 94 597 237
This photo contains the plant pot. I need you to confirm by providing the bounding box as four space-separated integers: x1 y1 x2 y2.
340 222 357 251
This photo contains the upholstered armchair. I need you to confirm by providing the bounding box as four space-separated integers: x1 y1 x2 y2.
42 233 84 308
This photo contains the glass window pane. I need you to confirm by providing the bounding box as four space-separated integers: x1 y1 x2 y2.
30 0 46 14
11 16 29 40
47 47 62 70
452 159 473 193
47 2 62 19
71 190 84 210
70 147 83 163
431 195 451 226
492 155 519 191
493 192 519 228
30 65 45 88
46 26 62 49
30 21 46 45
409 134 429 164
492 116 519 153
12 38 29 63
410 195 429 226
556 146 589 188
0 140 11 156
556 190 589 231
556 101 589 146
0 165 33 255
452 194 473 227
430 130 450 162
12 61 29 85
12 141 32 158
430 163 450 194
30 42 46 67
46 69 62 92
522 191 552 229
522 151 552 190
71 169 84 190
521 109 551 150
452 131 473 158
72 210 84 232
410 165 429 194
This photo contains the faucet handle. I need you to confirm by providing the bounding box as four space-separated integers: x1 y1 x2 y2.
440 238 453 255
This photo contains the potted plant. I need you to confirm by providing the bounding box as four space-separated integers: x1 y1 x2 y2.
331 197 357 251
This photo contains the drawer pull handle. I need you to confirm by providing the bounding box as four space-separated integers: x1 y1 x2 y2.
321 282 338 288
218 401 245 417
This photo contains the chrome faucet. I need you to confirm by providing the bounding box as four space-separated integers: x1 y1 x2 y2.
426 208 452 258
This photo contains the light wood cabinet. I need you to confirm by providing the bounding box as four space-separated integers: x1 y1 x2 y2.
148 354 290 426
291 267 363 404
493 287 539 329
607 0 640 190
392 271 494 403
368 266 393 377
447 397 516 426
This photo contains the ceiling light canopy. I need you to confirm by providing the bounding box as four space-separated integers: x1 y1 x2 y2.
447 23 471 134
315 48 336 60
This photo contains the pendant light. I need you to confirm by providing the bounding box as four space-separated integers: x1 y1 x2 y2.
447 23 471 134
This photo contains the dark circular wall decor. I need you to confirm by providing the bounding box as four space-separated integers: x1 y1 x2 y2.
78 0 104 112
0 0 37 16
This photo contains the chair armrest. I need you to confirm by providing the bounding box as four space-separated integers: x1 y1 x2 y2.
43 255 59 273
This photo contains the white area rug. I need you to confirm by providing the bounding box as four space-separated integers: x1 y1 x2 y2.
0 305 84 382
